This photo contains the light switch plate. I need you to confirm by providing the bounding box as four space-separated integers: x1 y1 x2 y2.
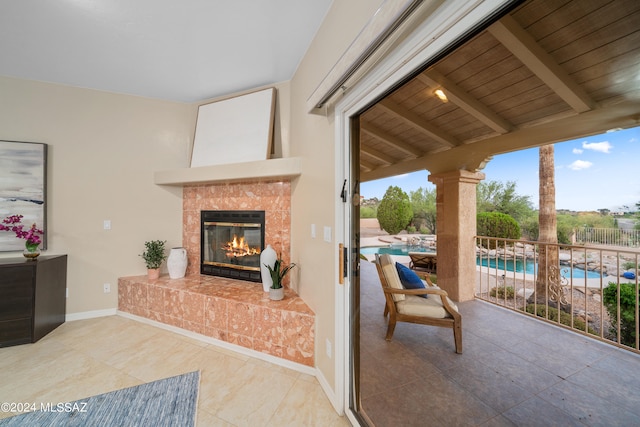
323 226 331 242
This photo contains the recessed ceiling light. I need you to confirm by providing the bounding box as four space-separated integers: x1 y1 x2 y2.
434 89 448 102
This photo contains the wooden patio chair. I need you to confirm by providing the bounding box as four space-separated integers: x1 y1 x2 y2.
408 252 437 273
374 254 462 353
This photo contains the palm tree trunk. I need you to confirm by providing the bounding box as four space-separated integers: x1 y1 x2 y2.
532 144 560 306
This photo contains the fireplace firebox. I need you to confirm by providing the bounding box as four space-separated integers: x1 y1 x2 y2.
200 210 265 282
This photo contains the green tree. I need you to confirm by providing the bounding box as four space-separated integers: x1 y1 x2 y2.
477 212 521 246
409 187 436 233
377 186 413 235
476 180 534 223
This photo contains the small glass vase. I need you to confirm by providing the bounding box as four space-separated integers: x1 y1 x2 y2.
23 242 40 260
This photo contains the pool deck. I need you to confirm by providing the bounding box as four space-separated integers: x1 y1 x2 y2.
360 235 627 289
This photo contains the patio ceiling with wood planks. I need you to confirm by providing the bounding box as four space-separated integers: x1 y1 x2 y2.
360 0 640 182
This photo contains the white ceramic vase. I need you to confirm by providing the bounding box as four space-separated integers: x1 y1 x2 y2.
260 244 277 292
167 247 188 279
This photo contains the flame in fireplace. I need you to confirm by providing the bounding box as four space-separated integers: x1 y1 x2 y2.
223 235 261 258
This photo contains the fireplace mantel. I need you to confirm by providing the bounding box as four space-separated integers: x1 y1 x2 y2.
154 157 302 186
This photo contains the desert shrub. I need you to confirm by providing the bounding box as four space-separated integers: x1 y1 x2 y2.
377 186 413 235
524 304 596 335
360 206 377 218
623 261 640 270
419 226 430 234
406 225 417 233
490 286 515 299
520 217 539 240
477 212 521 248
603 281 638 347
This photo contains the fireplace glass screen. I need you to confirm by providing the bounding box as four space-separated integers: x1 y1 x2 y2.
201 210 265 282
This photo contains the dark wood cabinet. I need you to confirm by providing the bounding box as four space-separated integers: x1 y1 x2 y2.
0 255 67 347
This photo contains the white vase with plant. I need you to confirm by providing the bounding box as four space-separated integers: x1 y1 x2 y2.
140 240 167 280
264 253 296 301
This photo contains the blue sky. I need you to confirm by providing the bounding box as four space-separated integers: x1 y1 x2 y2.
361 126 640 212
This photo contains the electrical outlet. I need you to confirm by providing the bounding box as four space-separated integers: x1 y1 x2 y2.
103 283 111 293
103 220 111 230
326 338 332 359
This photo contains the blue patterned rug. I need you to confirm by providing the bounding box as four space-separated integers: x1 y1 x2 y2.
0 371 199 426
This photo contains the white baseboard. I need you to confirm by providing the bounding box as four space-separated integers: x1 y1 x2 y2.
116 310 317 377
65 308 117 322
314 367 343 415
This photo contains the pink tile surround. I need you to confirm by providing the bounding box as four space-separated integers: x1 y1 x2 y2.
118 179 315 366
118 274 315 366
182 180 292 278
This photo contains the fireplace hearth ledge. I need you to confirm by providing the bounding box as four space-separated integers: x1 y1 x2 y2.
154 157 302 186
118 272 315 367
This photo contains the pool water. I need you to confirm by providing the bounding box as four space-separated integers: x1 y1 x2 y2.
361 246 602 279
477 257 602 279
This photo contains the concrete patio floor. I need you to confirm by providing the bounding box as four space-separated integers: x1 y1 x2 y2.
358 259 640 426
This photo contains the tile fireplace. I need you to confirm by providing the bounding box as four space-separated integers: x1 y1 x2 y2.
183 180 291 279
118 179 314 367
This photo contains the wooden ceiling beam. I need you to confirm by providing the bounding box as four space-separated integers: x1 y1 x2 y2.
360 159 376 172
488 15 595 113
377 99 459 147
417 70 514 134
360 145 396 164
361 99 639 182
361 122 423 157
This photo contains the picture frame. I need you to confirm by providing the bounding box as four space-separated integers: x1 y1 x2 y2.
190 87 276 168
0 140 47 251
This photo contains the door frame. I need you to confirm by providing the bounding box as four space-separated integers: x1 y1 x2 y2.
332 0 514 423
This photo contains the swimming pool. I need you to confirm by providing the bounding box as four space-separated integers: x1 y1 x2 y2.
361 246 602 279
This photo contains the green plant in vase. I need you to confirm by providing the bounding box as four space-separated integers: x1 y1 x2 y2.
264 253 296 300
0 214 44 259
140 240 167 279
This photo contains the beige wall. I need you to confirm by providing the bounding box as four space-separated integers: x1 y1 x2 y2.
289 0 384 390
0 76 195 314
0 0 387 400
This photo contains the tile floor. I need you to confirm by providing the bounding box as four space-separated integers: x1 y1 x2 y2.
0 315 348 426
4 261 640 427
359 260 640 426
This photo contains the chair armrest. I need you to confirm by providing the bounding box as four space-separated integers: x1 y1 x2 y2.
384 287 447 297
383 287 460 317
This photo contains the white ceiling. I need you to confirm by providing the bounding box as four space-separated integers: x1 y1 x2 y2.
0 0 333 102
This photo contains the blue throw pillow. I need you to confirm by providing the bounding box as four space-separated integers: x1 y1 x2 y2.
395 262 428 298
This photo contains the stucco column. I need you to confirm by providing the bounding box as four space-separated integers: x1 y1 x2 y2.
428 170 485 302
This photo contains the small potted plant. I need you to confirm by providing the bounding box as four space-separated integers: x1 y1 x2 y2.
264 253 296 301
140 240 167 280
0 214 44 259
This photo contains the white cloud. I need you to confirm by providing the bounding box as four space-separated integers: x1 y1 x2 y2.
392 174 409 179
572 148 583 154
582 141 612 153
568 160 593 170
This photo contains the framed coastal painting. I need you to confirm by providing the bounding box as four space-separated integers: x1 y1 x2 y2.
0 141 47 251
